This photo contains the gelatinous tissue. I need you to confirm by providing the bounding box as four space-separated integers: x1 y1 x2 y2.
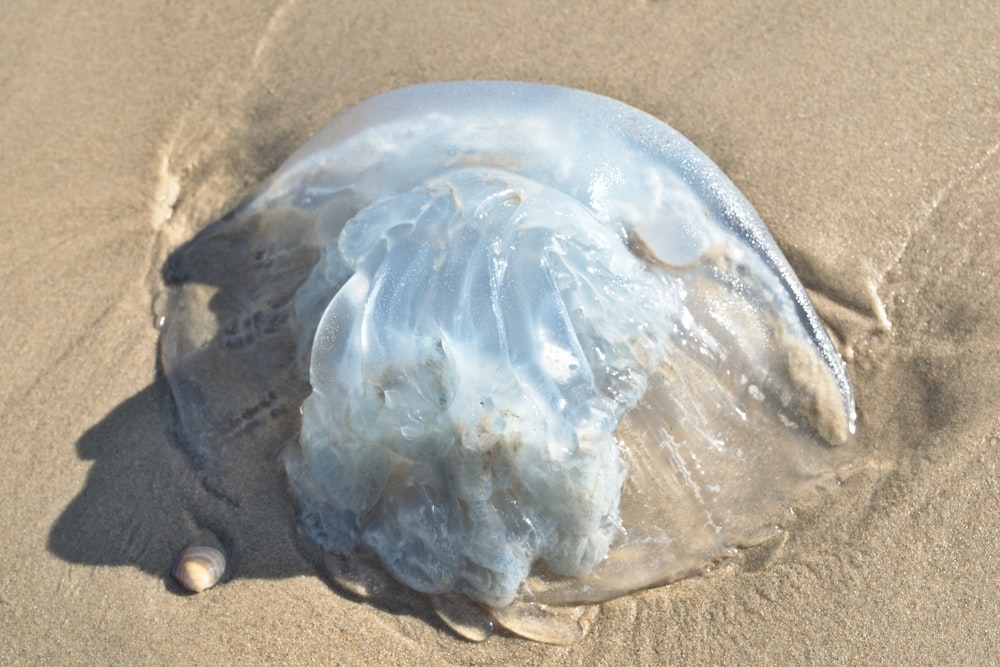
159 82 857 636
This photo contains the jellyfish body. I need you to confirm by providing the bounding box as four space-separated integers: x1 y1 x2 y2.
161 82 856 625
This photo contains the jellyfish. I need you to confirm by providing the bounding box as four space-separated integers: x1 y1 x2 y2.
159 82 856 644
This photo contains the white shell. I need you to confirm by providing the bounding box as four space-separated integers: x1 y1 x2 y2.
172 546 225 593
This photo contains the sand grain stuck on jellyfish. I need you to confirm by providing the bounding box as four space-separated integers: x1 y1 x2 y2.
158 82 858 644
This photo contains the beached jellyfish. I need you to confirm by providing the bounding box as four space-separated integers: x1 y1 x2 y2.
159 82 856 644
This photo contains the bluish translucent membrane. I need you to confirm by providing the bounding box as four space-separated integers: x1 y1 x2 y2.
160 82 856 614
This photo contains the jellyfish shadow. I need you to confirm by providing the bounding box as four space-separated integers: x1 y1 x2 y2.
46 372 310 591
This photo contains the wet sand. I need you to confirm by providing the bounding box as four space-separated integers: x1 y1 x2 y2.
2 1 998 663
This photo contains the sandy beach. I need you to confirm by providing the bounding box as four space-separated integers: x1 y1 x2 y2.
2 1 998 663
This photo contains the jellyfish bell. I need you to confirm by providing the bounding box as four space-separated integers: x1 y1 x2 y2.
159 82 856 644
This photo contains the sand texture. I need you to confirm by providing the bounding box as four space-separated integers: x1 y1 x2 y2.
2 1 998 664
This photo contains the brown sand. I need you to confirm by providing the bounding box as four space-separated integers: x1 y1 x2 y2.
2 1 998 663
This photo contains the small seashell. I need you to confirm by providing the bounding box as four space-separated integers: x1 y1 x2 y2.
172 546 225 593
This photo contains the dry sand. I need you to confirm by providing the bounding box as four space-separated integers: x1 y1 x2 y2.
2 1 998 664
